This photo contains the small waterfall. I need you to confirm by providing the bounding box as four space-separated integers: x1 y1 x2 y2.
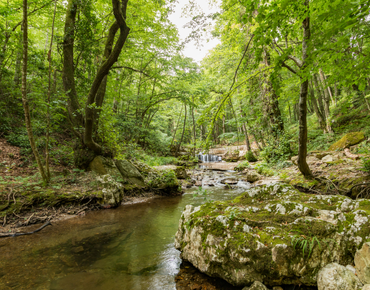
198 152 222 163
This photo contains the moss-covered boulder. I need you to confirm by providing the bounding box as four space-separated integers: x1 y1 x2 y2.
89 156 145 187
329 132 366 151
175 183 370 287
174 166 189 179
146 169 181 196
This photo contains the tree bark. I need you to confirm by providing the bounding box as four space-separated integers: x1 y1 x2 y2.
176 104 187 156
22 0 48 183
84 0 130 154
45 0 58 180
297 0 313 179
313 74 332 133
309 82 326 130
62 0 84 136
264 50 284 137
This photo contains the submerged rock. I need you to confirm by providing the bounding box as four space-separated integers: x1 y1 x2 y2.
175 183 370 287
329 132 366 151
317 263 362 290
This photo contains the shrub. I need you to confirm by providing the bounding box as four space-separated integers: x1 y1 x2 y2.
235 161 250 172
245 151 258 162
362 157 370 173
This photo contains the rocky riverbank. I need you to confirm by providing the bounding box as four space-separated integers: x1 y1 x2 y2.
175 182 370 289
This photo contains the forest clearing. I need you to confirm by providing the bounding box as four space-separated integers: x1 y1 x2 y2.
1 0 370 289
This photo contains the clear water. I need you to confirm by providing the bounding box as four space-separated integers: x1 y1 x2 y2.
0 174 249 290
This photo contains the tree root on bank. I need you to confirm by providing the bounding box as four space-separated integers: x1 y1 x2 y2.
345 182 370 199
0 221 51 238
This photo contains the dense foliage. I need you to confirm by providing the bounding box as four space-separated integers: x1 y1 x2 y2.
0 0 369 180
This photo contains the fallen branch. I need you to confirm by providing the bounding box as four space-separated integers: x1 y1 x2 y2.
0 221 52 238
344 148 360 160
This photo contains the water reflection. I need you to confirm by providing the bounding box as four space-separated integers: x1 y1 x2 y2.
0 181 247 290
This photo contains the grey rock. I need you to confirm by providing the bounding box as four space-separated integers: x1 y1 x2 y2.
242 281 269 290
245 170 261 183
355 242 370 284
363 285 370 290
175 183 370 287
322 155 338 163
114 159 145 186
97 174 123 207
317 263 363 290
89 156 145 187
221 178 238 185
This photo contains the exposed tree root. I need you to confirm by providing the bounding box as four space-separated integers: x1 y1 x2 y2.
0 221 52 238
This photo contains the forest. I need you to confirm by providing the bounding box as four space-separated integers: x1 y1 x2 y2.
1 0 370 289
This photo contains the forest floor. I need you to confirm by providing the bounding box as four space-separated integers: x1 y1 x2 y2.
0 138 158 235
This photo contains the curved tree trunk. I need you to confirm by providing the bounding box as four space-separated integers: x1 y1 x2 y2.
62 0 130 164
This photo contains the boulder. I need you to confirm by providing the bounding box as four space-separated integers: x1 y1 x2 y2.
115 159 145 187
355 242 370 284
224 150 240 162
146 169 181 195
322 155 338 164
221 178 238 185
291 156 298 165
329 132 366 151
245 170 262 183
317 263 363 290
89 156 145 187
174 166 188 179
96 174 123 207
306 156 320 165
242 281 269 290
175 183 370 287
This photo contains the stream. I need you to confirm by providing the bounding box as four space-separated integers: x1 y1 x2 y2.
0 170 249 290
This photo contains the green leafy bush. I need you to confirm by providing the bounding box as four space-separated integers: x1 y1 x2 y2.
255 162 276 176
245 151 258 162
234 161 250 172
361 157 370 173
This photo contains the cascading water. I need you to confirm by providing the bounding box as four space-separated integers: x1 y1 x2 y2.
198 152 222 163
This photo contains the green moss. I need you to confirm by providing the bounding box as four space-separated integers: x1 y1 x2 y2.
328 132 366 151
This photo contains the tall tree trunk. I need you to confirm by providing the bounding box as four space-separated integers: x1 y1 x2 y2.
264 49 284 137
22 0 48 184
84 0 130 154
171 106 183 149
313 74 332 133
309 82 326 130
13 33 23 86
191 97 196 156
176 105 187 156
297 0 313 179
319 69 334 104
45 0 57 180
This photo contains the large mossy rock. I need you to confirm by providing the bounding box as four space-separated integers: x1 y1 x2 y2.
89 156 145 187
175 183 370 287
146 169 182 196
329 132 366 151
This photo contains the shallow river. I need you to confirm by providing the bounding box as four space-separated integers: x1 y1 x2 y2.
0 172 250 290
